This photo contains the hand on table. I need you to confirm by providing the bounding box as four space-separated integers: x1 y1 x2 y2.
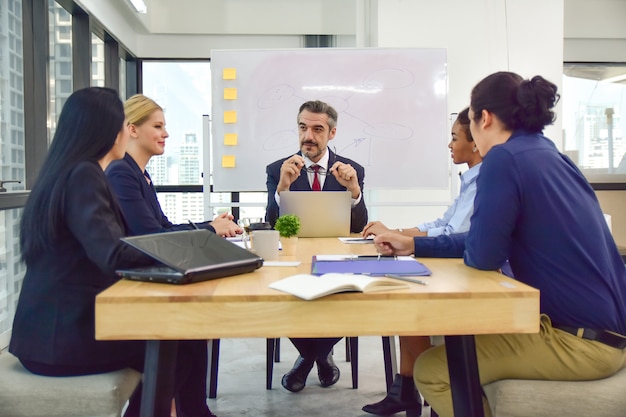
373 233 416 257
210 212 242 237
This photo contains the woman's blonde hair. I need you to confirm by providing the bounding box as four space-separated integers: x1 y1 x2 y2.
124 94 163 126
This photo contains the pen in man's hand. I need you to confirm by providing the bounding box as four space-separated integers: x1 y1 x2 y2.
188 220 199 229
385 274 428 286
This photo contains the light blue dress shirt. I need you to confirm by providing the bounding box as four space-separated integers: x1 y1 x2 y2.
416 162 481 236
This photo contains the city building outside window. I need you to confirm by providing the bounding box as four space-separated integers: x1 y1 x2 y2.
91 32 104 87
0 0 25 349
563 63 626 182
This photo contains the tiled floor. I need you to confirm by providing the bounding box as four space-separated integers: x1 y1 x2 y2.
205 336 432 417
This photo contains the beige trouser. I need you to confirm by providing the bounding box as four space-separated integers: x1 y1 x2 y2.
414 314 626 417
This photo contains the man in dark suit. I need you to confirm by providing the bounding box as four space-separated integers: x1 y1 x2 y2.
265 100 368 233
265 100 368 393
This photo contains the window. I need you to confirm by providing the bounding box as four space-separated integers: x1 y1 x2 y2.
142 61 212 221
91 33 104 87
57 61 70 76
563 63 626 183
142 61 268 222
48 0 72 144
57 24 70 41
0 0 25 351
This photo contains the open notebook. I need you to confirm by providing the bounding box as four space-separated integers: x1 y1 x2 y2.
116 229 263 284
280 190 351 237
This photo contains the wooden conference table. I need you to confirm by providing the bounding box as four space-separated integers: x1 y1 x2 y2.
95 237 539 417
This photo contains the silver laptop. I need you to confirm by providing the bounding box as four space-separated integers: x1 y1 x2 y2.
116 229 263 285
279 191 351 237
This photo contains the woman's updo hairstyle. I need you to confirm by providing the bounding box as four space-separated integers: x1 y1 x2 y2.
470 71 560 134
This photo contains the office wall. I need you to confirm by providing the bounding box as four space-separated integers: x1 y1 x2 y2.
597 191 626 246
564 0 626 61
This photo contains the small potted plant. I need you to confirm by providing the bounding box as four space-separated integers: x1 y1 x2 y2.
274 214 300 256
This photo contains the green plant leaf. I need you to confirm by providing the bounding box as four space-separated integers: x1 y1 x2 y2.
274 214 301 237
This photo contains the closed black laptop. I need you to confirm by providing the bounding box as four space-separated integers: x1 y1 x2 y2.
116 229 263 285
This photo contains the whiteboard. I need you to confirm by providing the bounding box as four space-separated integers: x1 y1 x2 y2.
210 48 449 192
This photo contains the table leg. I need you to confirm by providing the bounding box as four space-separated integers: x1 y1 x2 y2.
141 340 178 417
382 336 397 391
444 335 484 417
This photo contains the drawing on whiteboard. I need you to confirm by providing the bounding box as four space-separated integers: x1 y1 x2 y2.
257 84 296 109
362 67 415 90
257 65 417 161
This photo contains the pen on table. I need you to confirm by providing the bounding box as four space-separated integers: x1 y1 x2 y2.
385 274 428 286
188 219 200 229
343 255 398 261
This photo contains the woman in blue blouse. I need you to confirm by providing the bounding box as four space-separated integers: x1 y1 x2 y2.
375 72 626 417
106 94 241 237
361 107 482 417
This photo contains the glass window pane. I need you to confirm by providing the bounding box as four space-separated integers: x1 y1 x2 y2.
142 61 211 187
563 63 626 183
119 57 127 100
57 61 71 76
143 61 211 220
0 0 25 187
0 0 25 349
91 33 104 87
0 208 25 349
48 0 72 144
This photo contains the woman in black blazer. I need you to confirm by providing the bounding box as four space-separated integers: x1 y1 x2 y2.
10 87 216 417
106 93 240 238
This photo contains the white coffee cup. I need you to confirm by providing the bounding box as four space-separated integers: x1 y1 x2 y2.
249 230 279 261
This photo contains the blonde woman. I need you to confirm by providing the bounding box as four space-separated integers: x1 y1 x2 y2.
106 94 241 237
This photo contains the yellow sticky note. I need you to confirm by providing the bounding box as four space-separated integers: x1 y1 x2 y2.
224 111 237 123
224 88 237 100
223 68 236 80
222 155 236 168
224 133 238 146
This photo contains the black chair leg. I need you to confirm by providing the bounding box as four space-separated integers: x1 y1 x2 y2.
349 336 358 389
266 338 276 389
345 337 351 362
382 336 397 391
274 338 280 362
208 339 220 399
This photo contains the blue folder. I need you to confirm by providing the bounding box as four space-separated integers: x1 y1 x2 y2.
311 256 431 276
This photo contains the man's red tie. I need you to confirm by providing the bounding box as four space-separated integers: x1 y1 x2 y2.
311 165 321 191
